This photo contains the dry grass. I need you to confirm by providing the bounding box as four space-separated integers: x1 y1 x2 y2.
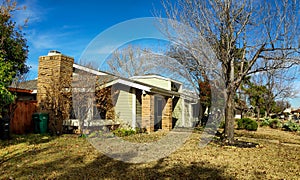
0 127 299 179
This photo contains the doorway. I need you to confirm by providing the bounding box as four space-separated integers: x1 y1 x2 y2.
154 96 164 131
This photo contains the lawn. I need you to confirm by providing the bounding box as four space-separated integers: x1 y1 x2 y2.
0 127 299 179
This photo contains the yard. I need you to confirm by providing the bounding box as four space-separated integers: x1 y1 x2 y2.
0 127 300 179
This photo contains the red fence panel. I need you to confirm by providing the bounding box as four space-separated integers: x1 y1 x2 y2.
10 101 37 134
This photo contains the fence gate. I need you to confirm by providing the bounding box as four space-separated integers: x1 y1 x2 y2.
10 100 37 134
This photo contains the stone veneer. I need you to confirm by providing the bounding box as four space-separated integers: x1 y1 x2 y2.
37 53 74 121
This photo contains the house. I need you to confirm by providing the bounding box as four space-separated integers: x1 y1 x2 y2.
291 109 300 121
16 50 200 133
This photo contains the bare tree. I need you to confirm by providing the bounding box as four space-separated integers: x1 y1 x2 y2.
251 65 298 117
275 100 291 114
158 0 300 143
104 45 157 78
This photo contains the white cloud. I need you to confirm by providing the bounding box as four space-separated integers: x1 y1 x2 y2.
13 0 44 26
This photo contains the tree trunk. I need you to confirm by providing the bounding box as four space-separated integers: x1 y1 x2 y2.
256 106 260 121
224 91 235 144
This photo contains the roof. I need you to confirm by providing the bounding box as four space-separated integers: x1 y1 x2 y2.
10 80 37 91
101 77 181 97
73 63 108 76
291 109 300 113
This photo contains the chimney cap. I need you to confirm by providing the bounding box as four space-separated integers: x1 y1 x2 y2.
48 50 61 56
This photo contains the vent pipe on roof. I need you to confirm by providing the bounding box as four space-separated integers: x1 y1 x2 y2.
48 50 61 56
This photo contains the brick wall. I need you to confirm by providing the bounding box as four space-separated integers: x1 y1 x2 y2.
142 94 154 132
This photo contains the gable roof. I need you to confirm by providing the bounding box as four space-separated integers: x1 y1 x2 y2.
101 77 181 97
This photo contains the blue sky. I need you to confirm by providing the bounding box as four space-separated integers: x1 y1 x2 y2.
13 0 165 78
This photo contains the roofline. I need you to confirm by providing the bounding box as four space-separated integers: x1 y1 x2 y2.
73 63 108 76
101 79 152 92
8 88 34 94
130 75 183 85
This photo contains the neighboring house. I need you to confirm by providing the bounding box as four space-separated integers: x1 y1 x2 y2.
291 109 300 121
15 50 200 133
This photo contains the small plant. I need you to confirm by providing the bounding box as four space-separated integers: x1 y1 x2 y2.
237 118 258 131
113 128 136 137
268 119 282 129
135 127 147 133
282 121 300 132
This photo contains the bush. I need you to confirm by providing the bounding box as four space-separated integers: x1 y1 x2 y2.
282 121 300 132
112 128 136 137
268 119 282 129
260 118 270 127
237 118 258 131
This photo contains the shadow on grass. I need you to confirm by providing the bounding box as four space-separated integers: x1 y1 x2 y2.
56 154 234 179
2 149 234 179
0 133 57 147
0 133 235 179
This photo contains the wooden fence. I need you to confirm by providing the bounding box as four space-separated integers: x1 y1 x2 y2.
10 100 37 134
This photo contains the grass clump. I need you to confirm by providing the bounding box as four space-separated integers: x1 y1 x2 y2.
237 118 258 131
282 121 300 132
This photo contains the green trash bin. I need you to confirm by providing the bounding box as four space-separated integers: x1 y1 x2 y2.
32 113 49 134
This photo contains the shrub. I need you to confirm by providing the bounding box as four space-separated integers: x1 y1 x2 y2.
268 119 282 129
282 121 300 132
237 118 258 131
113 128 136 137
260 118 270 127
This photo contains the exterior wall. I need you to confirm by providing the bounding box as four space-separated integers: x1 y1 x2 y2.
173 98 198 128
134 78 170 90
173 98 183 127
114 87 133 126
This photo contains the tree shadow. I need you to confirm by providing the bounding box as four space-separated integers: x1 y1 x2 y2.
1 135 234 179
0 133 57 147
56 154 234 179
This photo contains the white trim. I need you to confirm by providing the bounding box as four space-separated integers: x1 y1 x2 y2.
103 79 152 92
130 75 182 85
132 89 136 129
73 64 107 76
182 98 185 127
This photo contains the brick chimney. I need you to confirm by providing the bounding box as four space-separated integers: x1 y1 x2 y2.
37 50 74 133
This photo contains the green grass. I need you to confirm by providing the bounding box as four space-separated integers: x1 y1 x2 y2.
0 127 299 179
